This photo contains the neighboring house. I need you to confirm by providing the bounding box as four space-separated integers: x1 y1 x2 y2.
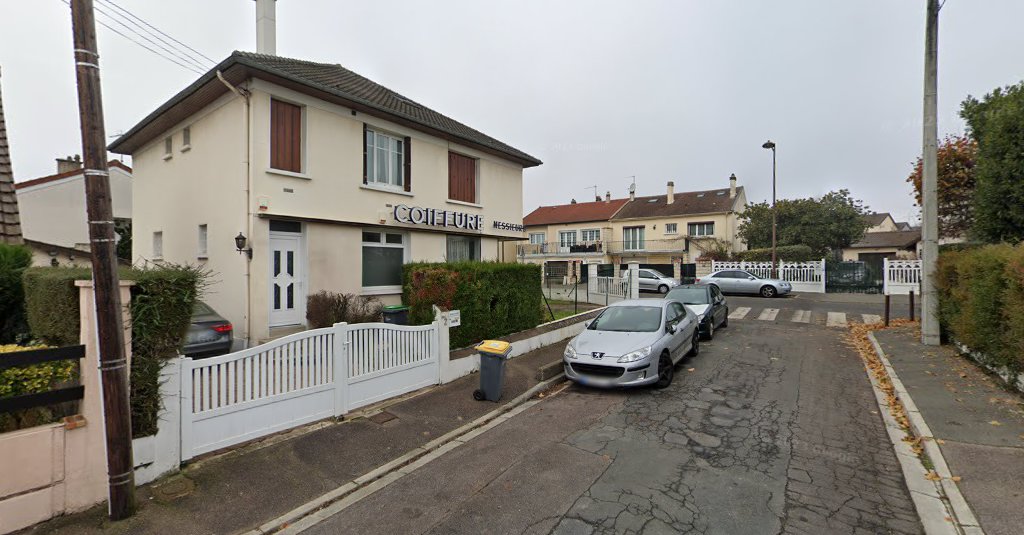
862 212 900 233
0 66 22 245
14 157 133 265
516 175 747 276
842 212 921 262
109 51 540 346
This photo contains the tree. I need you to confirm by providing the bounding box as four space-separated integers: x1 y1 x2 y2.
960 82 1024 243
737 189 870 257
906 134 977 240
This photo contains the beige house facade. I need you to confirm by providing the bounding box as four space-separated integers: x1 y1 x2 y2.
842 212 921 262
111 52 539 346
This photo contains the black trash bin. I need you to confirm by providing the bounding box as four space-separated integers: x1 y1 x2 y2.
382 305 409 325
473 340 512 402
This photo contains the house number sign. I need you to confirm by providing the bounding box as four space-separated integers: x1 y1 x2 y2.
393 204 483 231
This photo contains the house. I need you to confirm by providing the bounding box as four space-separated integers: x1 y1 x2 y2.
841 212 921 262
0 66 22 246
109 51 540 346
516 175 747 278
14 156 133 266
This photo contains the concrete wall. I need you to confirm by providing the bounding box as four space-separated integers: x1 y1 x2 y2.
17 166 132 249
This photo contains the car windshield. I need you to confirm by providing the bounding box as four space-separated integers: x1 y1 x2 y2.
588 306 663 332
646 269 667 278
668 288 709 305
193 301 215 316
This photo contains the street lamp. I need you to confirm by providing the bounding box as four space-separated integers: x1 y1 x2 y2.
762 140 777 278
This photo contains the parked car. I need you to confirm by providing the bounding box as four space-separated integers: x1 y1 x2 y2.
183 301 233 358
667 284 728 340
636 268 680 294
696 269 792 298
563 299 699 389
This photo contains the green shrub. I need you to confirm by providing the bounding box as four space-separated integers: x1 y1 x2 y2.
403 262 542 349
735 245 817 262
306 291 382 327
1001 247 1024 369
22 265 204 436
0 244 33 344
0 344 77 433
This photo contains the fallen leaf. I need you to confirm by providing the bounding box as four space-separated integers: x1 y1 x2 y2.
925 471 942 481
990 420 1002 426
951 476 962 482
687 368 695 372
936 439 946 445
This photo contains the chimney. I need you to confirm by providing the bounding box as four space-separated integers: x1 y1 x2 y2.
628 184 635 201
605 191 611 203
729 173 737 199
56 154 82 174
666 181 675 205
255 0 277 55
570 198 577 204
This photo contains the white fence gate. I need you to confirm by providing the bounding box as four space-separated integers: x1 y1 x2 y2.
712 260 826 293
180 321 439 460
883 258 922 295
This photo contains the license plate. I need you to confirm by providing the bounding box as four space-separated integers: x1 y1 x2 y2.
187 332 220 344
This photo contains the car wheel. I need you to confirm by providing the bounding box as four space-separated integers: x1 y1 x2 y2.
722 308 729 328
655 352 674 389
658 284 669 294
760 285 777 298
688 330 700 357
703 319 714 340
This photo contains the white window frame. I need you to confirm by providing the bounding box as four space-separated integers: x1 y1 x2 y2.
366 128 405 189
361 229 408 294
688 222 715 237
152 231 163 259
529 232 546 245
581 228 601 242
623 226 645 251
664 223 678 234
181 126 191 152
162 137 172 160
559 230 577 249
197 224 208 258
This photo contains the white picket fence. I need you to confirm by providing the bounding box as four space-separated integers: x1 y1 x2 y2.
180 321 439 460
883 258 922 295
712 260 826 293
585 264 640 305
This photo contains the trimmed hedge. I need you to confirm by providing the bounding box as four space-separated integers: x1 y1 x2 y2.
0 244 33 344
22 265 204 437
935 244 1024 371
403 262 542 349
735 245 817 262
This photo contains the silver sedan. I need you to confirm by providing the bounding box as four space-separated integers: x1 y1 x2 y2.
696 269 792 298
563 299 699 389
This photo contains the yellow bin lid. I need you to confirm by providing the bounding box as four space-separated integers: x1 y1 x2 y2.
475 340 512 355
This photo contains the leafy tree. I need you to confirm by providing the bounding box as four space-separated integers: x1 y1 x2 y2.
961 82 1024 243
115 218 132 262
906 134 977 240
738 189 870 257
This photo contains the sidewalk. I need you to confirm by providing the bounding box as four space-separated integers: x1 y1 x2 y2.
873 326 1024 535
21 344 567 535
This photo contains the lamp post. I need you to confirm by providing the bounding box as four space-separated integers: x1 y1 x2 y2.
762 140 777 277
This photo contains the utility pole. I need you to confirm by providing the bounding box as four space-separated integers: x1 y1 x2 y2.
921 0 941 345
69 0 136 519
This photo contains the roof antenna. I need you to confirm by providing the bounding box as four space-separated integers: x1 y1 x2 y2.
585 185 598 202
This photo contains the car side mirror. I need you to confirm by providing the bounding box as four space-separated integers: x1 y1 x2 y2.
748 276 756 280
668 323 678 334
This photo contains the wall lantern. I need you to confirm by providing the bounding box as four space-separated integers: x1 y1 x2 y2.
235 232 253 259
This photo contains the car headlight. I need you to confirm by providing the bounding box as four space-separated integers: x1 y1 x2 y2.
617 346 652 363
564 344 578 360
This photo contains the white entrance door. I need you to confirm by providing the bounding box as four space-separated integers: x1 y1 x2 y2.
269 233 304 327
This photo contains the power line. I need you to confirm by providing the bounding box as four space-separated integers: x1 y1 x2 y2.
91 1 211 71
96 0 217 64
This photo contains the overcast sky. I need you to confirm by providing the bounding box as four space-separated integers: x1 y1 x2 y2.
2 1 1022 223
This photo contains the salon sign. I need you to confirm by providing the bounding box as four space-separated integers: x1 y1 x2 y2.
393 204 483 231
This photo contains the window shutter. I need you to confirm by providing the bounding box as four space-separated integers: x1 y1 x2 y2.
403 136 412 192
362 123 368 185
271 99 302 172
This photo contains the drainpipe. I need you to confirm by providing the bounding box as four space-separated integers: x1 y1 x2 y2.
217 71 253 347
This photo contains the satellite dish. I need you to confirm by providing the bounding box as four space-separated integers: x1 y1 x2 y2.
628 183 636 193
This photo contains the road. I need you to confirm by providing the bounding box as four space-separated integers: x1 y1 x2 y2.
303 295 923 534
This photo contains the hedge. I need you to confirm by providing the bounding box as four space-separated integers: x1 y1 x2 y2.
0 344 76 433
22 265 204 437
735 245 817 262
935 244 1024 371
403 262 542 349
0 244 33 344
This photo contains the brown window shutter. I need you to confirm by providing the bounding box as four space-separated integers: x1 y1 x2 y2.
448 152 476 203
403 136 412 192
363 123 368 185
271 99 302 173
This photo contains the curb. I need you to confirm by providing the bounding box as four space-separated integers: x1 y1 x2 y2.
243 373 567 535
865 332 984 535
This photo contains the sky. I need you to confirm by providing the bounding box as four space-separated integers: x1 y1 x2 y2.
2 1 1022 224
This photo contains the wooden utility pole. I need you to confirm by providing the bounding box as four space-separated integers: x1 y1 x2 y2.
921 0 941 345
69 0 136 519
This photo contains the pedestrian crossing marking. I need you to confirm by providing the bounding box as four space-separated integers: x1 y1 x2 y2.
729 307 751 320
826 312 847 327
862 314 882 325
757 308 779 321
791 310 811 323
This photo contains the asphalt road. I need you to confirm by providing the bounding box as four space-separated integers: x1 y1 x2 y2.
303 301 924 535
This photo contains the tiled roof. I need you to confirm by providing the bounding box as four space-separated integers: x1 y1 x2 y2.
611 187 744 220
849 230 921 249
524 198 629 226
109 52 541 168
862 212 893 227
15 160 132 190
0 67 22 244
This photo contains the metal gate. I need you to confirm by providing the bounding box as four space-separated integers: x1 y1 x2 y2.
826 261 883 294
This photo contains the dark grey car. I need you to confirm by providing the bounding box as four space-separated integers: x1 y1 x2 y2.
183 301 233 358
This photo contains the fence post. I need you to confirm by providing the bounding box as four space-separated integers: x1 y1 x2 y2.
178 356 194 462
909 290 915 322
332 322 349 417
433 306 452 383
884 295 891 327
588 264 598 302
672 257 681 282
628 262 640 299
883 257 889 295
819 259 827 293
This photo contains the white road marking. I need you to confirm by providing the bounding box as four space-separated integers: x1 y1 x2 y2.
826 312 847 327
862 314 882 325
791 310 811 323
757 308 779 321
729 307 751 320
